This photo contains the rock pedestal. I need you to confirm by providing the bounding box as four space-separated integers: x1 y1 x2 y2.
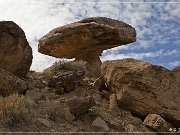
38 17 136 77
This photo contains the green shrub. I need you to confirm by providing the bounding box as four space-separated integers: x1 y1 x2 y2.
0 94 34 127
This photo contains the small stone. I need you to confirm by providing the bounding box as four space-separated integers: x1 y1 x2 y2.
69 127 79 132
92 117 109 131
109 94 120 116
65 96 95 115
37 118 51 128
126 124 135 132
91 77 106 91
143 114 173 132
63 107 75 122
93 93 102 105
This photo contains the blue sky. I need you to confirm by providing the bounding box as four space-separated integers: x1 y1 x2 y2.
0 0 179 71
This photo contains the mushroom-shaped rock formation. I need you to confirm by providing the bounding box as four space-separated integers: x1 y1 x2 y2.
38 17 136 77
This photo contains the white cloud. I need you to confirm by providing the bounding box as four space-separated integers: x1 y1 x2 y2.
168 61 180 68
101 49 179 61
0 0 179 71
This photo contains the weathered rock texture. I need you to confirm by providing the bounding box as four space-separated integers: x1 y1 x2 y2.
38 17 136 76
65 96 95 116
143 114 172 133
101 58 180 127
0 21 32 77
49 70 85 93
0 69 28 95
92 117 109 131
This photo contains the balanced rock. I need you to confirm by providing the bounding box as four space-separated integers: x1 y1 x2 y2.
0 69 28 95
38 17 136 76
0 21 32 77
101 58 180 127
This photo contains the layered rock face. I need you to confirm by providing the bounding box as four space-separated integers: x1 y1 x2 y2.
38 17 136 76
143 114 172 132
0 69 28 95
101 58 180 127
0 21 32 77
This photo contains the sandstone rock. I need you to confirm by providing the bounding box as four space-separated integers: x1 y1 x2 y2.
25 89 43 102
91 77 106 91
49 70 85 93
0 69 28 95
90 106 156 134
109 94 120 116
62 107 75 122
101 58 180 127
143 114 173 133
65 96 95 115
0 21 32 77
36 118 51 128
38 17 136 76
90 106 125 131
92 117 109 131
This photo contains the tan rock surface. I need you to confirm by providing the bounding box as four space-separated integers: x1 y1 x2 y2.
143 114 173 133
0 21 32 77
92 117 109 131
101 58 180 127
38 17 136 76
65 96 95 116
0 69 28 95
90 106 157 134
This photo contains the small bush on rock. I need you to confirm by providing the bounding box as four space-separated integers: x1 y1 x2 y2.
0 94 34 127
41 60 86 81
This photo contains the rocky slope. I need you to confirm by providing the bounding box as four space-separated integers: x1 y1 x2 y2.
0 18 179 134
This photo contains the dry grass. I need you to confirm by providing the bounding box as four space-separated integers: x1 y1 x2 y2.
46 100 64 122
0 94 34 127
40 60 86 81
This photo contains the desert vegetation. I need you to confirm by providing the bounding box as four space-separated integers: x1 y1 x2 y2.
0 94 33 127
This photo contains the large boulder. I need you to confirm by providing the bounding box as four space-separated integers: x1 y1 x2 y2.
49 70 85 93
0 21 32 77
0 69 28 95
38 17 136 76
101 58 180 127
